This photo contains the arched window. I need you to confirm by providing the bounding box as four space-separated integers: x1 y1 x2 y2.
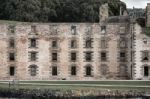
29 65 38 76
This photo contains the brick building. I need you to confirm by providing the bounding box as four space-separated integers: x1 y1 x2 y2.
0 3 149 80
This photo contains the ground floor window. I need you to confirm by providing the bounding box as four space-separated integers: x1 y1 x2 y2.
144 66 149 76
52 66 57 76
71 66 76 76
85 66 92 76
9 67 15 76
29 65 37 76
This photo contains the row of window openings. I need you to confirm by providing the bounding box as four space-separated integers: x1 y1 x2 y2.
8 52 127 62
8 37 127 49
9 66 92 77
30 52 126 62
9 66 150 77
8 25 106 35
28 39 126 49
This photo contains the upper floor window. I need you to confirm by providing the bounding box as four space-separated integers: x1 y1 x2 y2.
71 25 77 35
85 52 93 61
119 38 126 48
30 38 37 48
101 26 106 34
71 40 77 48
120 52 126 62
8 25 15 34
31 25 37 33
29 65 38 76
29 51 37 61
9 52 15 61
101 52 107 61
9 38 15 48
119 26 125 34
85 38 93 48
85 26 92 35
71 52 77 62
50 25 58 35
101 38 107 48
52 40 58 48
142 51 149 61
52 52 58 61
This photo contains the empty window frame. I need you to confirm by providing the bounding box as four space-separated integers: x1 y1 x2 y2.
85 66 92 76
85 52 93 61
52 52 58 61
30 38 37 48
9 66 15 76
9 38 15 48
71 52 77 61
85 38 93 48
29 65 37 76
142 51 149 61
71 66 76 76
71 40 77 48
144 66 149 76
71 25 77 35
101 52 107 61
9 52 15 61
30 52 37 61
52 66 57 76
120 52 126 62
52 40 58 48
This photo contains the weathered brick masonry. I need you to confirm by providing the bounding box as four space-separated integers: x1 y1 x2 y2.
0 3 149 80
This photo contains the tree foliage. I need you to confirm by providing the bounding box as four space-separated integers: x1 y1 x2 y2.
0 0 126 22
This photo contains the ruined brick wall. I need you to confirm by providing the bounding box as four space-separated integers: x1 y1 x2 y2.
99 3 109 24
146 3 150 27
133 23 150 80
0 21 131 80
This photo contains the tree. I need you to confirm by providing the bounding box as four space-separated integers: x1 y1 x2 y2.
0 0 126 22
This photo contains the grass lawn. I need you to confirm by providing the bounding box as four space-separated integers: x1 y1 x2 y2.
0 81 150 91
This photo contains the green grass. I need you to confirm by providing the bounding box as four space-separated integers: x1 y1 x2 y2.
18 81 150 86
0 81 150 91
143 27 150 37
